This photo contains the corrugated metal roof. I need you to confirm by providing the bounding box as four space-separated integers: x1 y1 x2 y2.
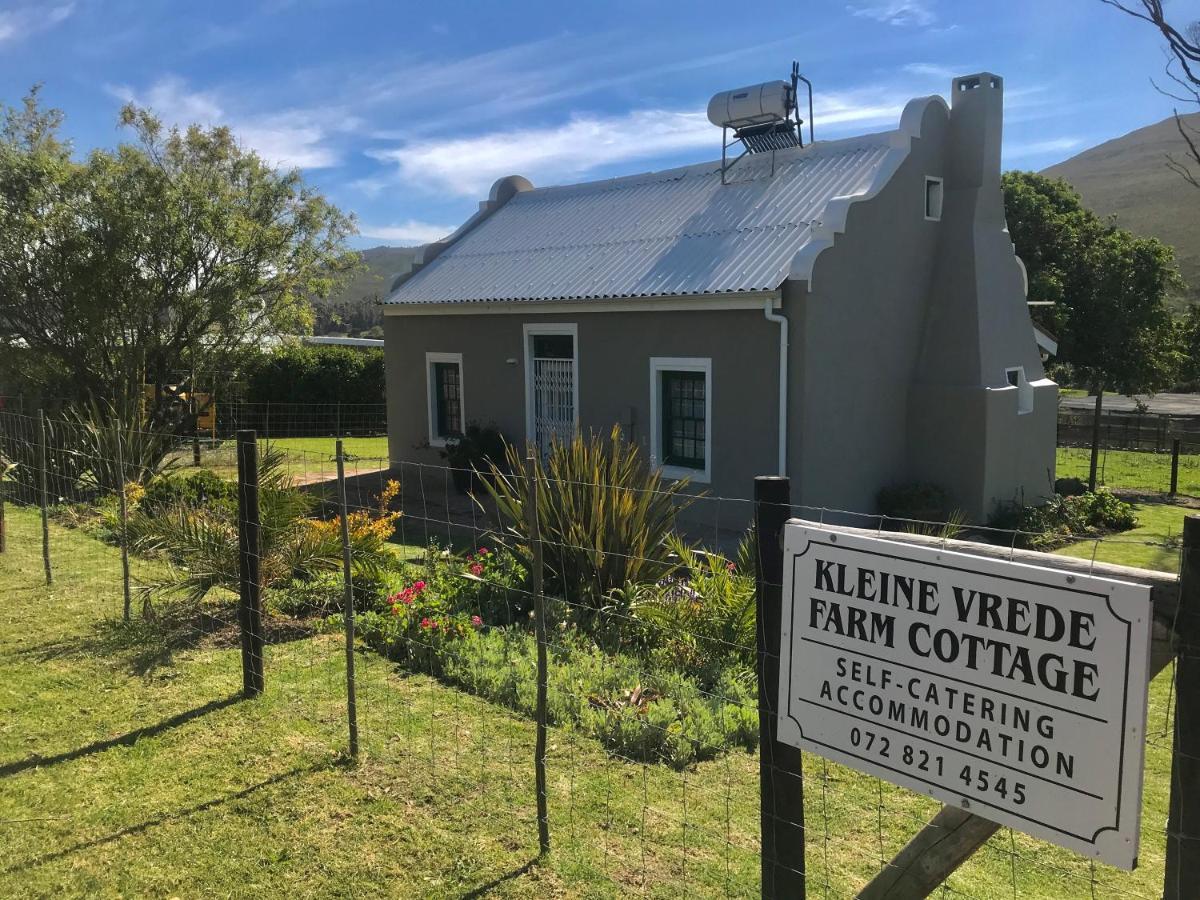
385 132 897 305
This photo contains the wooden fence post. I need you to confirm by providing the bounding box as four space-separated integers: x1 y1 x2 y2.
526 449 550 855
1166 514 1200 899
0 411 7 555
236 429 265 698
754 475 804 899
116 429 132 622
335 439 359 758
1171 438 1181 496
38 409 51 585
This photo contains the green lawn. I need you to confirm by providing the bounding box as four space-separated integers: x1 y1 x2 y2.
0 506 1179 898
1057 445 1200 497
1055 498 1190 572
169 435 391 481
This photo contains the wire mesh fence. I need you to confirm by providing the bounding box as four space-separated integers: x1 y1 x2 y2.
1058 409 1200 499
0 405 1196 897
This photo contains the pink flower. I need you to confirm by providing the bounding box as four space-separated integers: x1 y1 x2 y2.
477 547 489 556
419 617 432 630
471 615 483 628
469 563 483 576
413 580 427 592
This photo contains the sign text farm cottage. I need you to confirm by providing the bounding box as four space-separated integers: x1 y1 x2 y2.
777 523 1153 869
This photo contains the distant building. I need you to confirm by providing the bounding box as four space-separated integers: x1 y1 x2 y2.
381 72 1056 520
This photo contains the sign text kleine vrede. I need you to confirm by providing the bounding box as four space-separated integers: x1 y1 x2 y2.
777 522 1152 869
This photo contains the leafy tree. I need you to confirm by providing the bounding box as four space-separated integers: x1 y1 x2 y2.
1003 171 1183 488
0 88 358 421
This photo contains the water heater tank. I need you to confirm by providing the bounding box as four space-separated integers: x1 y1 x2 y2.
706 80 792 129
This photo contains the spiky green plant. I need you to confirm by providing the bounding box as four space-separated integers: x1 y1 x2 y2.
61 399 179 494
128 445 386 614
628 531 758 675
479 426 696 617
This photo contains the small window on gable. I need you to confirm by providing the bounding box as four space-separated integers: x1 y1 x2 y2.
426 352 464 446
925 176 943 221
1005 366 1034 415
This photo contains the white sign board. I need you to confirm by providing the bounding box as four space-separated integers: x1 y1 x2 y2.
778 522 1153 869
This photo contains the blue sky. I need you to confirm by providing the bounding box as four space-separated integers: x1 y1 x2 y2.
1 0 1197 248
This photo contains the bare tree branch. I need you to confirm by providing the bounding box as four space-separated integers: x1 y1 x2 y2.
1101 0 1200 187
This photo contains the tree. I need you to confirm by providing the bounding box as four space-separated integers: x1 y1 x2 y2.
1003 171 1183 488
0 88 358 420
1100 0 1200 188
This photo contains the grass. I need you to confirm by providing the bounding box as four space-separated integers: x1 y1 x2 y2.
0 506 1180 898
169 435 390 481
1057 445 1200 496
1055 498 1190 572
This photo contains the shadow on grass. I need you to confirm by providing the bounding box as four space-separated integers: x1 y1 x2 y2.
1 762 331 875
0 694 245 778
460 858 541 898
19 602 319 677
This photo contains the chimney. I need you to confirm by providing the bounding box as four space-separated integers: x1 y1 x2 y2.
947 73 1003 192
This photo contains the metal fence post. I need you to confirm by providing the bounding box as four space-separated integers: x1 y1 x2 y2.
236 429 265 698
116 429 132 621
1167 515 1200 899
525 448 550 855
753 475 803 899
38 409 51 585
336 439 359 758
1171 438 1182 496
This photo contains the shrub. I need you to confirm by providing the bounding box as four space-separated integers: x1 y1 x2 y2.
128 449 398 613
480 426 695 623
142 469 238 513
244 344 385 405
989 488 1138 549
877 482 956 526
625 532 757 683
353 615 758 768
440 423 508 494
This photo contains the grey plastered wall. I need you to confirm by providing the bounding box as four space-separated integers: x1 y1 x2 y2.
784 97 951 517
906 74 1057 519
383 306 780 503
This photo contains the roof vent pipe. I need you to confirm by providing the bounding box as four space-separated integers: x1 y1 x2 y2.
763 298 788 477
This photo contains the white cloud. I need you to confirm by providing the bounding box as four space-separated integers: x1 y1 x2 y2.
1005 137 1084 160
105 76 345 170
369 89 909 198
0 3 74 44
902 63 960 80
358 220 455 244
849 1 937 26
370 109 716 198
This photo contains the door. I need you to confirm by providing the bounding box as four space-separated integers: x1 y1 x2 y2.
526 328 576 455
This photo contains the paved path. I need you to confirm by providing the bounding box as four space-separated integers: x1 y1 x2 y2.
1060 392 1200 417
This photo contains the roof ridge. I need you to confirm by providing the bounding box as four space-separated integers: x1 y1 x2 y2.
520 130 896 199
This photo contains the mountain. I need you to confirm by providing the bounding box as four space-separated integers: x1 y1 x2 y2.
312 245 419 336
1041 112 1200 302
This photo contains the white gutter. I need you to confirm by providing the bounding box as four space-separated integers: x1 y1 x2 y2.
763 299 788 477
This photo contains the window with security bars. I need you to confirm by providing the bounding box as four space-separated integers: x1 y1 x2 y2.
661 370 706 469
433 362 462 437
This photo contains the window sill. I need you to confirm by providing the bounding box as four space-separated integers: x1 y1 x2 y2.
661 464 710 485
428 437 450 448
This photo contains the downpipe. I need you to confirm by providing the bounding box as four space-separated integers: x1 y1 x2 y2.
763 299 788 477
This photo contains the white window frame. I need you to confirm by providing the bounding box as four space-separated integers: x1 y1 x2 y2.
1005 365 1034 415
523 323 579 445
924 175 944 222
649 356 712 484
425 351 464 447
